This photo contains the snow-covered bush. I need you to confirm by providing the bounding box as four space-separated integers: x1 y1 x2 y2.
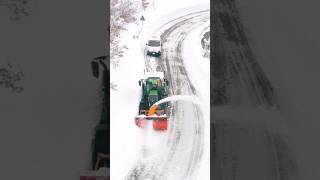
110 0 140 67
201 31 210 58
110 0 141 90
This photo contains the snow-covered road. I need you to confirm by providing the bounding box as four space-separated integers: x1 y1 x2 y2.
125 10 209 180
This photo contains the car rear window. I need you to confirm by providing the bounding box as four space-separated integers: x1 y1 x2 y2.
148 40 160 47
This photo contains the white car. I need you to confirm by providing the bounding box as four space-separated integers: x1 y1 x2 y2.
146 36 161 57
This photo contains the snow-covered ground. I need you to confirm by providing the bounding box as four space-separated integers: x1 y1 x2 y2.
182 21 210 180
110 0 209 179
0 0 106 179
236 0 320 179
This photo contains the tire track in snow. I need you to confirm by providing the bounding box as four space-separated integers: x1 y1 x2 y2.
126 10 209 180
157 11 208 180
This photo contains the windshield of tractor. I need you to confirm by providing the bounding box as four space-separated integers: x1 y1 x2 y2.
148 40 160 47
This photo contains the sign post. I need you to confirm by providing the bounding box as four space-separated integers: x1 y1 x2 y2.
136 15 145 38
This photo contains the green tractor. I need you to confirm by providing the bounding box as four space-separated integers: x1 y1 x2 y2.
135 73 170 130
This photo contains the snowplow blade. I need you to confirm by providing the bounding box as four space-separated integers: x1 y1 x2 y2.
135 115 168 131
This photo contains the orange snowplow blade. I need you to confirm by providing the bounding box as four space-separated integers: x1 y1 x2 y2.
153 119 167 130
135 104 168 131
135 115 168 131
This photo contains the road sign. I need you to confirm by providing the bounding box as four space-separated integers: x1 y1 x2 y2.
140 15 145 21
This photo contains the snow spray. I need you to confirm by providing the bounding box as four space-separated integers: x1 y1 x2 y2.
155 95 201 105
148 95 201 115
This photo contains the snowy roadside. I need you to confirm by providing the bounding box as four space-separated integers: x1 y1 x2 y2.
182 21 210 180
110 20 146 179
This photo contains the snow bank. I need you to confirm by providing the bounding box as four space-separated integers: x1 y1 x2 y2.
110 20 146 179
